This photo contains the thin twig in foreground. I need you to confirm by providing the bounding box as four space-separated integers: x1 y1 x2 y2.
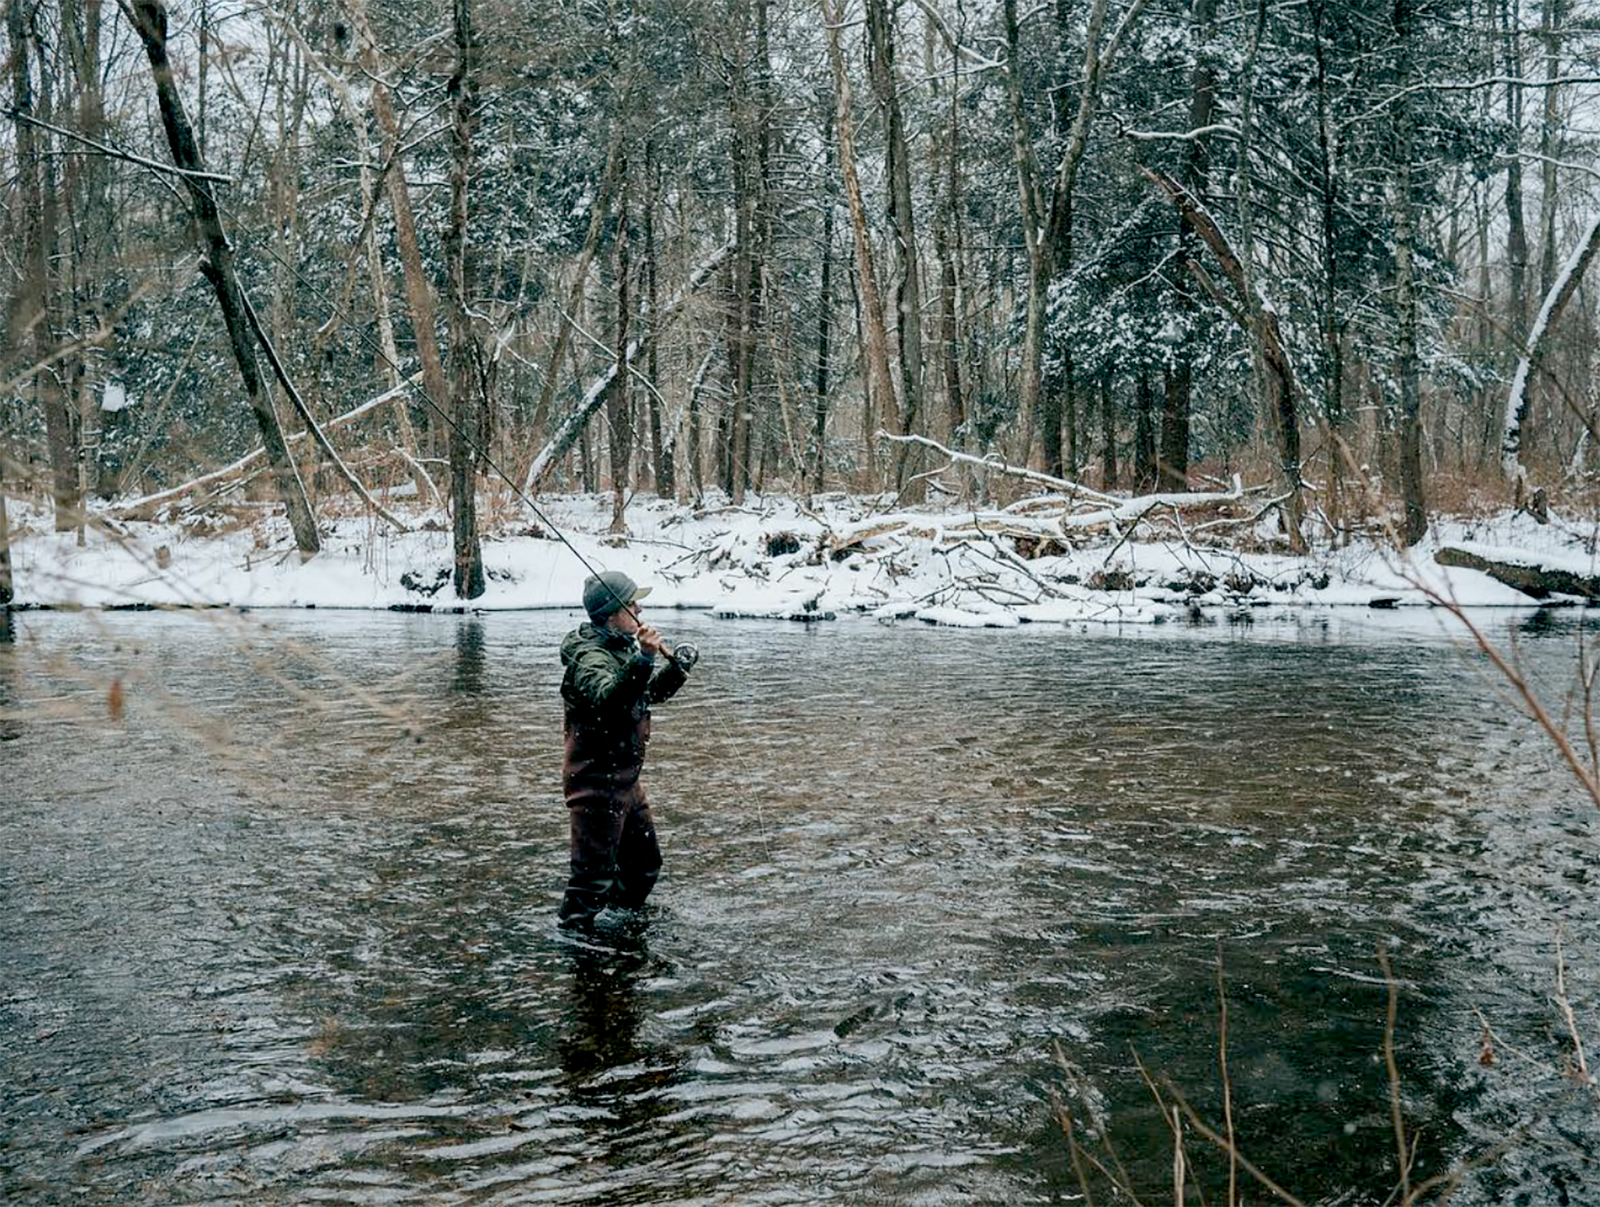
1377 947 1414 1204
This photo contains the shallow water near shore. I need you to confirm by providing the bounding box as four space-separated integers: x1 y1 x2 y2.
3 606 1599 1204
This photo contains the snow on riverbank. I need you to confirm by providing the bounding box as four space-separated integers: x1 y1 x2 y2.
4 491 1597 624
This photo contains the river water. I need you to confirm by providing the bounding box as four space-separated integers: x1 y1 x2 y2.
3 607 1599 1205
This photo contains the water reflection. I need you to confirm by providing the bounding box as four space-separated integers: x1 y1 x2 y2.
2 611 1598 1206
1518 605 1573 636
452 618 486 695
0 609 16 741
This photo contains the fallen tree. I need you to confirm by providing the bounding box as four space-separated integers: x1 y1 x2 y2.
1435 544 1600 600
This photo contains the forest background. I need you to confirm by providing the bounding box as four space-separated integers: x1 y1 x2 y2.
2 0 1600 602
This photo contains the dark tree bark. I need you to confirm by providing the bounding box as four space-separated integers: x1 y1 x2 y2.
126 0 320 557
62 0 115 503
7 0 79 530
1159 0 1216 492
607 177 633 533
0 452 12 605
1100 369 1118 489
1310 0 1347 535
1502 0 1530 342
866 0 924 493
813 168 835 495
1392 0 1427 546
1160 364 1191 488
444 0 484 597
727 0 757 503
823 0 899 481
644 143 669 497
1134 368 1157 490
932 24 965 447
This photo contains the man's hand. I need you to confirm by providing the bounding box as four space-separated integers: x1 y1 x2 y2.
637 625 671 658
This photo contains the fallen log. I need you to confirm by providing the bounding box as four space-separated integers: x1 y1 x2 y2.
1435 544 1600 600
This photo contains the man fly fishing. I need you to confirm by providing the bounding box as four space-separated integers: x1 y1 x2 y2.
557 570 698 934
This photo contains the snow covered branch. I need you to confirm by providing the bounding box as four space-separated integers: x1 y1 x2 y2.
878 432 1118 504
1501 214 1600 492
523 241 733 495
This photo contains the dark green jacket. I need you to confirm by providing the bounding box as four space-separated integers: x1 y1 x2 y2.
559 622 689 794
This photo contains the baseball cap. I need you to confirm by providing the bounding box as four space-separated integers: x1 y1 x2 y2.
582 570 652 620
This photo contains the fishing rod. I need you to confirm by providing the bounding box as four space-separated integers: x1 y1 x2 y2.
204 192 663 621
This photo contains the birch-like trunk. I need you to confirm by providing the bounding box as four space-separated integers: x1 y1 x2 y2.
1502 215 1600 494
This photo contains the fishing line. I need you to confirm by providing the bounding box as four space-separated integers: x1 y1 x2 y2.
205 190 782 865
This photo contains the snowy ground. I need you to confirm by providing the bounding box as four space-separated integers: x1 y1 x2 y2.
5 489 1599 627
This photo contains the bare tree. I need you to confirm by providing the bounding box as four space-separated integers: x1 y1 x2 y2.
7 0 79 530
822 0 898 483
866 0 924 492
444 0 484 598
125 0 321 558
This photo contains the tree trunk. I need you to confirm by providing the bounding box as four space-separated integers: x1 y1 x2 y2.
1003 0 1048 468
725 1 758 504
445 0 484 598
608 177 633 533
644 142 668 497
348 0 452 461
1501 214 1600 491
0 451 12 605
7 0 79 531
63 0 114 507
866 0 924 494
1160 364 1191 488
822 0 898 482
813 172 835 495
1502 0 1530 343
127 0 319 557
1163 0 1216 496
929 16 966 452
1311 0 1346 536
1536 0 1562 298
1135 368 1157 490
1100 368 1118 489
1393 0 1427 546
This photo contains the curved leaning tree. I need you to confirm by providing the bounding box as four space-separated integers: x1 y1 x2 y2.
123 0 321 560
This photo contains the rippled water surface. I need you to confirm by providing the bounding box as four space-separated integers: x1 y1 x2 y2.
4 607 1600 1205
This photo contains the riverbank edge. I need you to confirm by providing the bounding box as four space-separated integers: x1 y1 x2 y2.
4 491 1598 625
